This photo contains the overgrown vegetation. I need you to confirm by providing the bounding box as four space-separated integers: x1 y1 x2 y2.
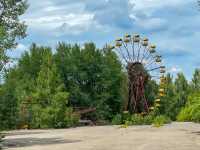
177 92 200 122
152 115 171 127
0 43 125 129
0 1 200 131
0 42 199 129
0 133 4 150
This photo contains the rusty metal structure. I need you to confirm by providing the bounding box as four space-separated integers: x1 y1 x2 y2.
110 34 166 114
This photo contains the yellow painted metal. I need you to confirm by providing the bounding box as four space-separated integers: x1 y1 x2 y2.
116 41 122 47
142 41 148 46
155 99 161 103
150 45 156 49
159 93 165 97
156 58 161 63
159 89 164 92
124 38 130 43
133 34 140 42
155 103 160 107
116 38 122 42
125 34 131 38
150 107 154 110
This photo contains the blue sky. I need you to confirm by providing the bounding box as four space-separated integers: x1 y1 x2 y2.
12 0 200 80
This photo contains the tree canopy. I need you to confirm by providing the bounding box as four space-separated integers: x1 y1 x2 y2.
0 0 27 71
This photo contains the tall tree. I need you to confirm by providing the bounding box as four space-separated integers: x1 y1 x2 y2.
174 73 189 106
159 73 176 119
166 73 189 120
55 43 124 120
191 69 200 91
28 51 73 128
0 0 27 71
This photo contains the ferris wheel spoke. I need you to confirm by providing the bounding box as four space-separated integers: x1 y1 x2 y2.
144 52 156 63
122 41 132 62
147 66 162 72
116 47 129 63
140 46 149 63
131 39 135 62
144 59 156 68
136 43 142 62
151 75 161 79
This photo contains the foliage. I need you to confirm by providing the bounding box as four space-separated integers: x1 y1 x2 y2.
177 92 200 123
111 114 122 125
0 134 2 150
0 0 28 71
112 112 155 125
0 41 200 130
0 69 19 130
0 43 124 129
153 115 171 127
0 133 5 150
158 73 189 120
128 114 155 125
54 43 124 120
191 69 200 91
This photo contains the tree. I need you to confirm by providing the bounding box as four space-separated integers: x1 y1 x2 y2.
191 69 200 91
30 50 76 128
54 43 124 120
0 0 27 71
159 73 176 119
177 92 200 122
174 73 189 107
166 73 189 120
0 68 19 130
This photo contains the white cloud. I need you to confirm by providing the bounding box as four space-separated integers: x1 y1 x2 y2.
169 66 182 73
24 13 95 35
129 0 192 15
7 44 28 59
134 17 167 31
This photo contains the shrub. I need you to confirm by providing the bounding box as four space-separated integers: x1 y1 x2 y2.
177 93 200 123
0 133 5 150
129 114 144 125
153 115 171 127
112 114 122 125
177 107 193 122
119 113 154 126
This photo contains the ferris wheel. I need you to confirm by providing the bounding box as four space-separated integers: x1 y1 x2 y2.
109 33 166 114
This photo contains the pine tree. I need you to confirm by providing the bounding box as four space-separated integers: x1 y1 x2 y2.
30 51 75 128
191 69 200 91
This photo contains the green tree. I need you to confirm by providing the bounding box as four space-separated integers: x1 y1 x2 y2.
29 51 76 128
177 92 200 122
174 73 189 107
159 73 176 119
0 68 20 130
165 73 189 120
55 43 124 120
191 69 200 91
0 0 27 70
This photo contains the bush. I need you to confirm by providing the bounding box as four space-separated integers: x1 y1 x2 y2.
177 107 193 122
129 114 144 125
153 115 171 127
0 133 5 150
177 93 200 123
112 114 122 125
112 112 156 126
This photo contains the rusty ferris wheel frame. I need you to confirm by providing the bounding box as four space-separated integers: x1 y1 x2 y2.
109 34 166 114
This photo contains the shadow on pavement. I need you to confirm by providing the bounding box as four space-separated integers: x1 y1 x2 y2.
5 131 45 136
3 137 81 148
191 131 200 135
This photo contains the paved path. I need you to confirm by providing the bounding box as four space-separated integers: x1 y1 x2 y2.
3 122 200 150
